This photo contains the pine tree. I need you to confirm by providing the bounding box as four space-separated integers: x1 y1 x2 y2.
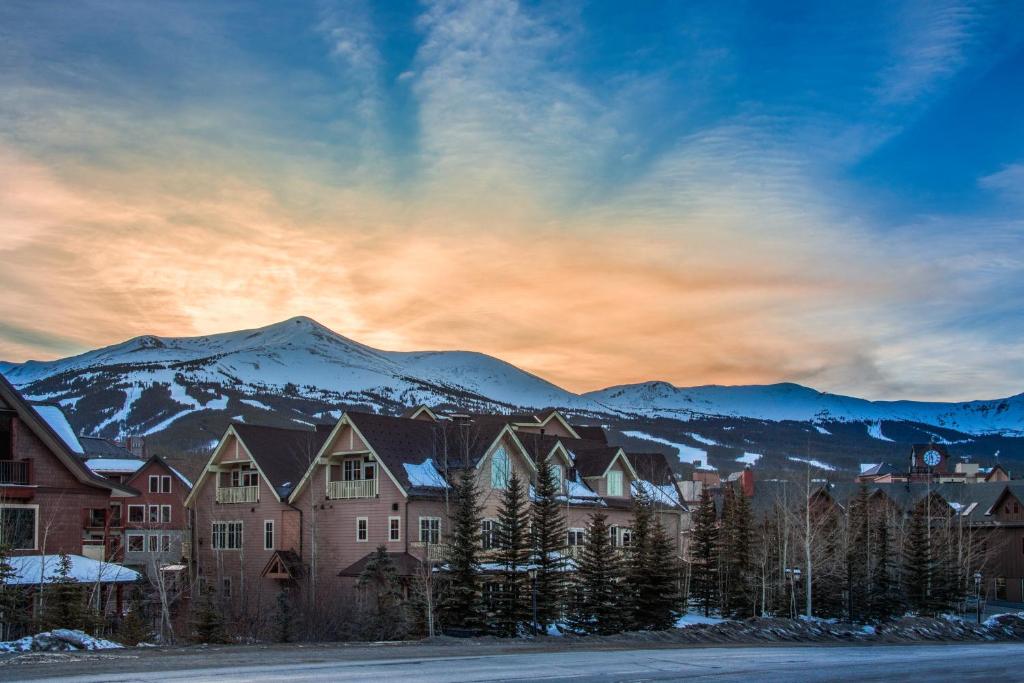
440 469 485 631
0 545 23 640
569 512 623 634
191 585 228 643
722 488 754 618
689 486 719 617
117 587 152 645
623 488 654 630
273 588 295 643
357 545 408 640
845 485 871 622
903 501 932 615
868 514 901 622
530 458 567 632
493 470 531 636
644 519 681 630
42 553 89 631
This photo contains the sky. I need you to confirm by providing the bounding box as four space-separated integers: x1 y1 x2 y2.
1 0 1023 402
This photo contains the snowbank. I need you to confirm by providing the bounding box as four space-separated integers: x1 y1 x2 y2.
6 554 142 585
0 629 122 653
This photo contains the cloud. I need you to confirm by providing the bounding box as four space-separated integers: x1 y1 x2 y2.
980 163 1024 204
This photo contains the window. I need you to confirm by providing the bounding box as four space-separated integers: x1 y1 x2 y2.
149 475 159 493
212 521 243 550
608 525 619 547
483 582 501 611
128 505 145 524
148 505 160 523
110 503 122 525
491 447 510 489
148 534 158 552
481 519 497 550
222 577 232 598
419 517 440 545
343 459 362 481
607 470 623 497
160 505 172 524
620 528 634 548
549 464 563 491
0 505 37 550
161 475 172 493
995 577 1007 600
161 535 171 552
567 528 586 546
356 517 368 542
363 461 377 481
389 516 401 542
264 520 275 550
230 467 258 488
127 533 144 552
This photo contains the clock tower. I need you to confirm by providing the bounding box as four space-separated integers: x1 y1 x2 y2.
910 443 949 477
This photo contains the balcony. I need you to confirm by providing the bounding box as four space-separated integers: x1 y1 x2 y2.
216 485 259 504
0 459 31 485
327 478 378 500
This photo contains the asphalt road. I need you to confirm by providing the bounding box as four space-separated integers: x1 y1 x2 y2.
3 642 1023 683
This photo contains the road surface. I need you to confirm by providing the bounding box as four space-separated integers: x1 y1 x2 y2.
2 642 1022 682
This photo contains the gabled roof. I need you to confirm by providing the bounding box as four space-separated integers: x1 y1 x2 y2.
233 423 332 498
625 452 677 487
571 425 608 443
338 551 423 577
0 374 136 496
78 435 135 460
125 454 193 490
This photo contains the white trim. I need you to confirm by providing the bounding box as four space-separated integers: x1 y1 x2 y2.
126 531 145 553
212 520 243 550
0 503 39 551
602 449 640 480
388 516 401 542
127 504 145 524
148 475 159 493
607 469 624 497
536 410 580 439
161 475 172 493
356 516 369 542
264 519 275 550
160 505 172 524
418 516 441 544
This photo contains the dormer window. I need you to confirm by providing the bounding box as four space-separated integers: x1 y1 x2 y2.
549 463 563 491
607 470 623 497
491 447 510 489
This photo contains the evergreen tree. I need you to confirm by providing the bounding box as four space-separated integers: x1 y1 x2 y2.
530 458 567 631
190 585 228 643
42 553 90 631
493 470 531 636
689 486 719 617
569 512 623 634
273 588 295 643
0 545 24 640
117 587 152 645
623 488 654 630
643 518 681 630
845 486 871 622
357 545 408 640
868 514 901 622
722 488 754 618
903 501 932 615
440 469 485 631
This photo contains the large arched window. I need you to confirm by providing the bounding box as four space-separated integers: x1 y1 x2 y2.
491 447 510 489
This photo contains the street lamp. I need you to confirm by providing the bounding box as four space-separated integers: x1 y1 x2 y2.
529 568 539 635
785 568 802 619
974 572 983 625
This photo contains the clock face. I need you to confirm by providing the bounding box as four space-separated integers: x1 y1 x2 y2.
923 449 942 467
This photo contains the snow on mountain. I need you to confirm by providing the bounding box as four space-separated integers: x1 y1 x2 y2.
585 381 1024 436
1 317 1022 446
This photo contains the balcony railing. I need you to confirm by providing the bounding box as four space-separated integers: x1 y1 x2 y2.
0 460 31 485
412 542 453 562
216 485 259 504
327 478 378 499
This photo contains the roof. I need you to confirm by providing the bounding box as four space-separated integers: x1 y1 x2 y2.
572 425 608 443
338 551 424 577
78 435 136 460
123 454 193 490
345 411 507 492
31 404 83 454
858 463 896 477
5 555 141 585
86 458 145 474
626 452 677 486
0 375 136 496
233 423 333 498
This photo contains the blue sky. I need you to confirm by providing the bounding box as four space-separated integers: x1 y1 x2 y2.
1 0 1023 401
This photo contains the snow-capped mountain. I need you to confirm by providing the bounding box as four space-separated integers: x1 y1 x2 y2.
1 317 1022 473
584 381 1024 436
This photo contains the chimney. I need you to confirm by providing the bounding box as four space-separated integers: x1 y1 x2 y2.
741 468 755 498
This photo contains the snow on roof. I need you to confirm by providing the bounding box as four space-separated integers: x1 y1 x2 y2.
632 479 682 507
403 458 450 489
85 458 144 474
6 555 141 585
32 405 83 454
169 466 193 488
859 463 880 474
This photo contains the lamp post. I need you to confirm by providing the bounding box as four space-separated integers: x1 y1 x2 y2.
529 568 539 635
974 572 983 625
785 567 802 619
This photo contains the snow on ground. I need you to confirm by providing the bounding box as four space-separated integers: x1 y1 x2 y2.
85 458 144 474
736 452 761 465
813 424 831 435
676 613 726 628
240 398 273 410
232 415 246 423
32 404 84 454
6 555 141 585
688 432 719 446
621 431 709 468
866 421 894 442
142 408 199 436
0 629 122 652
403 459 450 488
788 456 837 471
